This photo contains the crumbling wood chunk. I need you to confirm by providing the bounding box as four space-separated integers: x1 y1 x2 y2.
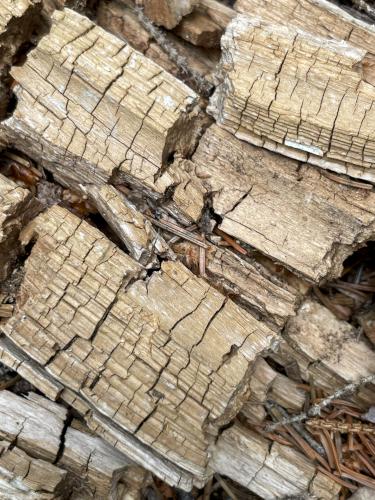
140 0 197 29
0 440 67 499
173 11 222 48
0 173 41 281
274 300 375 406
211 423 341 499
198 0 236 29
235 0 375 69
206 246 302 328
189 125 375 282
82 184 171 266
209 14 375 183
1 205 278 489
1 8 201 192
0 0 42 118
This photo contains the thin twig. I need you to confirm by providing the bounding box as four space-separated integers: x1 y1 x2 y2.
265 374 375 432
214 474 238 500
148 217 209 248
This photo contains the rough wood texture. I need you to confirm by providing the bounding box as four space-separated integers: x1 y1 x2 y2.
0 0 42 119
0 174 41 281
211 423 341 499
0 205 277 489
82 184 171 266
274 300 375 406
235 0 375 65
198 0 235 29
188 124 375 282
173 11 222 48
1 8 202 192
140 0 197 29
209 14 375 182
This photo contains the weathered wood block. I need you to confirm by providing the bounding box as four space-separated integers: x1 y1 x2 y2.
209 14 375 182
188 125 375 282
0 205 278 489
140 0 197 29
1 8 202 192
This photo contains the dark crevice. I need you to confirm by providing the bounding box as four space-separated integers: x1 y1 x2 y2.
53 411 73 465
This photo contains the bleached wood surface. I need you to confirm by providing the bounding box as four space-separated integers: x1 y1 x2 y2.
1 8 202 192
187 125 375 282
0 205 277 489
209 14 375 182
211 423 341 499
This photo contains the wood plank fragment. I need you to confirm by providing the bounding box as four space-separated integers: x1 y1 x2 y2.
0 205 278 489
209 14 375 182
211 423 341 499
140 0 197 29
173 11 222 48
0 174 41 281
189 124 375 282
1 8 202 192
274 300 375 406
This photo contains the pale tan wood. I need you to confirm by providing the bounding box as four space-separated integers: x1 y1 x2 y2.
0 174 41 281
0 205 277 490
274 299 375 406
173 11 222 48
211 423 341 499
198 0 235 29
1 8 202 193
209 14 375 183
0 440 67 499
140 0 197 29
188 124 375 282
82 184 171 266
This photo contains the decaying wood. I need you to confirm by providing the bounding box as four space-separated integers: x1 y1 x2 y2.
209 14 375 182
0 205 278 489
173 11 222 48
187 125 375 282
139 0 197 29
0 390 141 498
273 300 375 406
0 174 41 281
0 0 42 120
1 8 203 192
211 423 341 499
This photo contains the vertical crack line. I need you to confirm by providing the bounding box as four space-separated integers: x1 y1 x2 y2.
53 410 73 465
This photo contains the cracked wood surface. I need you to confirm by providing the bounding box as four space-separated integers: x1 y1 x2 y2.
211 423 341 499
1 8 202 192
0 205 277 489
0 391 138 499
274 300 375 406
209 14 375 182
187 124 375 282
0 174 41 281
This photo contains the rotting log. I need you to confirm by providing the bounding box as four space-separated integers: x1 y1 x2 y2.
0 390 140 498
0 174 41 281
210 423 341 499
0 205 278 490
208 14 375 183
273 300 375 406
0 0 42 120
1 8 203 192
185 124 375 282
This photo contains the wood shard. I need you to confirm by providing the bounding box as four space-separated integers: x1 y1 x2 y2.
211 423 341 499
274 300 375 406
190 125 375 282
141 0 197 29
209 14 375 182
173 11 222 48
0 205 278 489
1 8 201 192
0 174 41 281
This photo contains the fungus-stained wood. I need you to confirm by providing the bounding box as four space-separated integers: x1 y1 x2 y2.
211 423 341 499
235 0 375 66
274 300 375 406
0 174 41 281
1 205 278 489
82 184 171 266
1 8 201 191
141 0 197 29
0 0 42 119
209 14 375 182
190 125 375 282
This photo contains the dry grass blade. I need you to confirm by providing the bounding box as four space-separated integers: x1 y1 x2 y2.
313 286 351 320
355 450 375 477
214 228 248 255
316 466 357 492
149 218 209 248
340 464 375 489
199 234 206 276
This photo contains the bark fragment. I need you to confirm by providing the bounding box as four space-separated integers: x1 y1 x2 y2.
209 14 375 182
1 8 202 192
